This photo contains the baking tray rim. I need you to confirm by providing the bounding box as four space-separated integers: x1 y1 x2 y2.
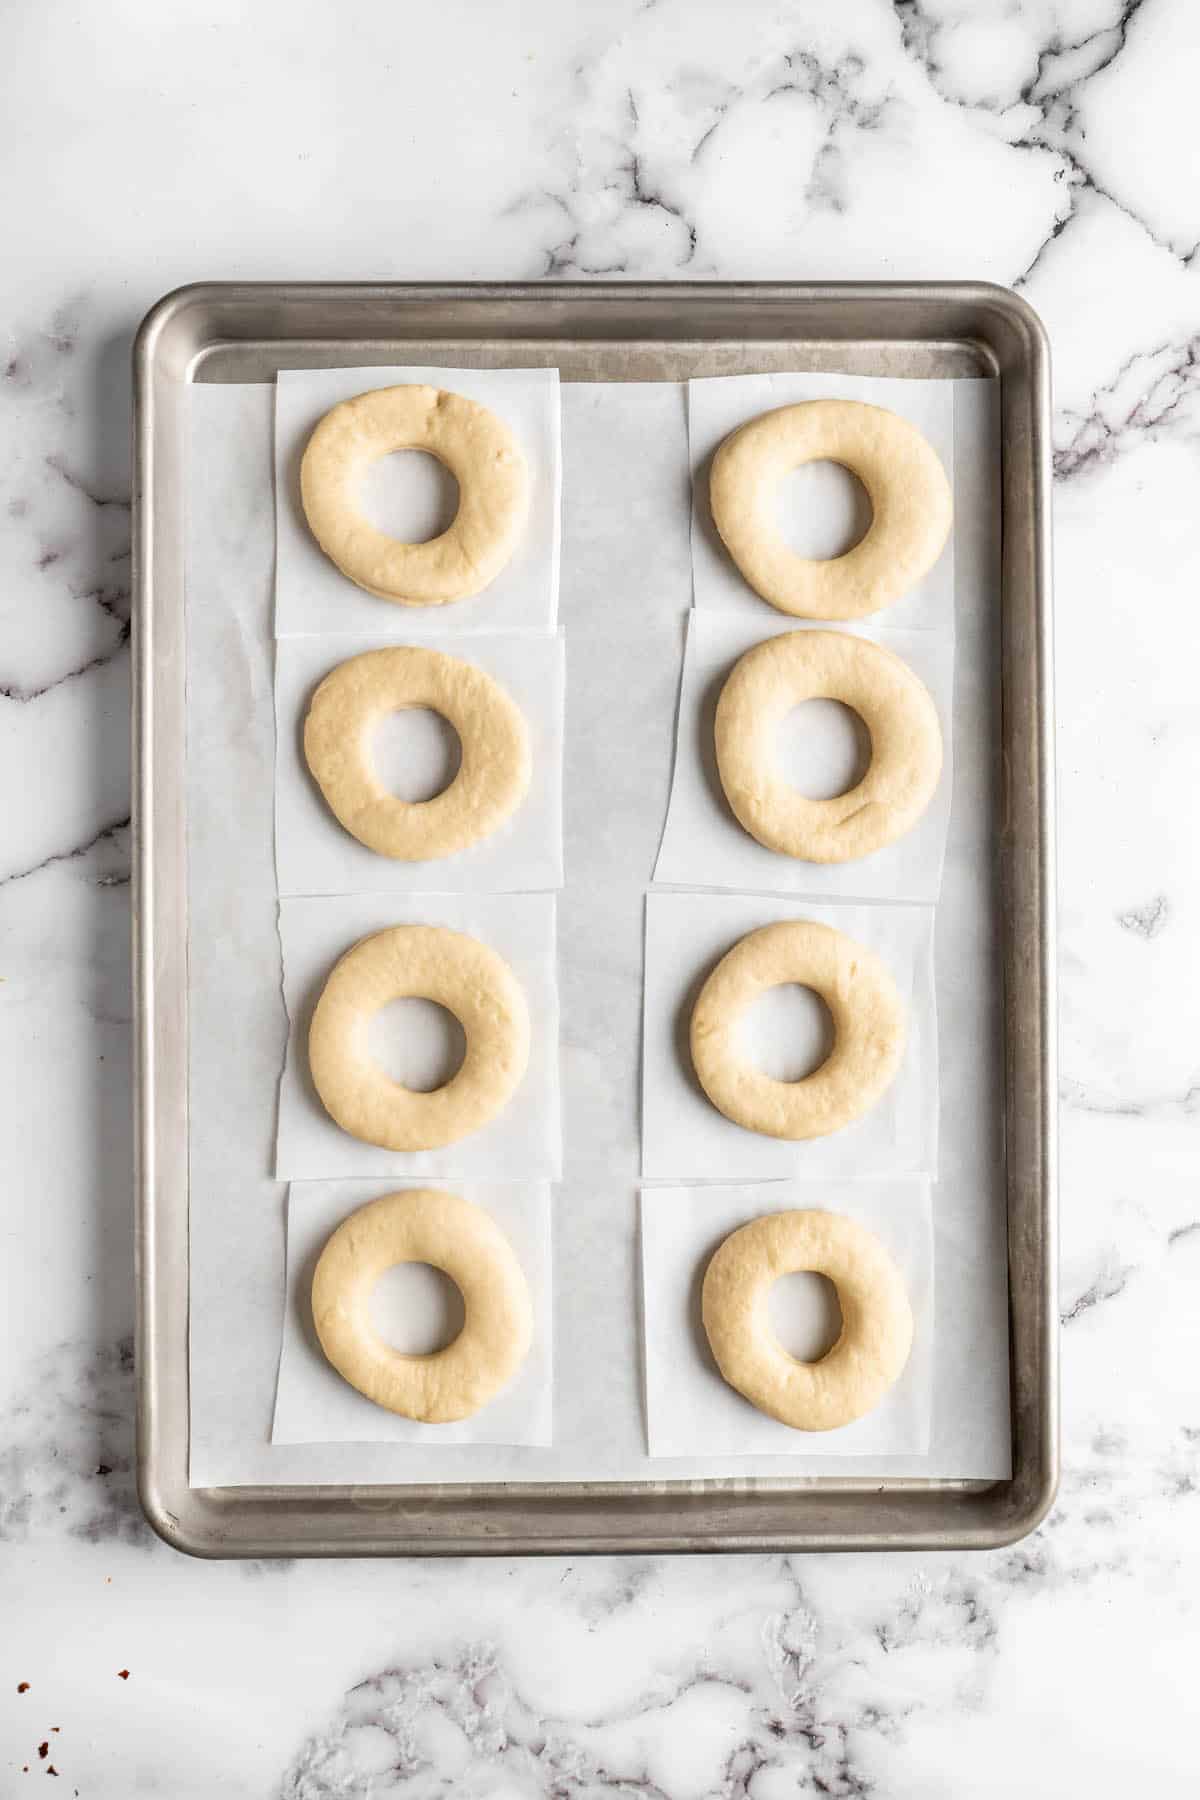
133 279 1057 1557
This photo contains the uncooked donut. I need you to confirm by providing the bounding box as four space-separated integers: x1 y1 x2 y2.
714 630 942 862
308 925 530 1151
689 919 904 1139
311 1188 533 1421
709 399 952 619
303 646 530 860
300 384 529 604
702 1208 913 1430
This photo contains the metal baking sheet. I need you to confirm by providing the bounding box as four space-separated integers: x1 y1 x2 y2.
132 282 1056 1556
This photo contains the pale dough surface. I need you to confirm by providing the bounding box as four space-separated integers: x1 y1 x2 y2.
690 919 905 1140
702 1208 913 1430
311 1188 533 1422
300 384 529 604
308 925 530 1151
303 645 531 860
709 398 952 619
714 629 943 862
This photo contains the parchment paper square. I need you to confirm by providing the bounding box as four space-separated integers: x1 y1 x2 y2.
275 631 564 896
275 892 560 1181
275 365 561 636
273 1180 552 1448
641 1179 932 1458
688 371 953 634
642 891 937 1182
654 612 954 902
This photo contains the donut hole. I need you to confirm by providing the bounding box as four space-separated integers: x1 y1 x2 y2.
775 461 872 560
775 699 871 800
768 1271 843 1363
737 983 834 1083
360 448 460 544
368 1261 466 1355
371 707 462 803
368 997 466 1093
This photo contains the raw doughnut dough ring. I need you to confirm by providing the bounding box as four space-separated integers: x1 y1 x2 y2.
689 919 904 1140
311 1188 533 1421
702 1208 913 1430
303 645 531 861
715 629 943 863
709 398 952 620
300 384 529 605
308 925 530 1151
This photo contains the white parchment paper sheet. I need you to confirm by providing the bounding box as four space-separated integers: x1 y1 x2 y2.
187 376 1009 1486
275 891 561 1182
688 372 954 633
275 631 565 896
642 891 937 1182
272 1181 553 1448
654 612 955 903
275 365 561 636
641 1181 932 1458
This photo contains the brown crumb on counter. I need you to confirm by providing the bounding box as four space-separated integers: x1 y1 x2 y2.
117 1668 129 1680
17 1681 30 1693
37 1744 48 1760
46 1767 58 1778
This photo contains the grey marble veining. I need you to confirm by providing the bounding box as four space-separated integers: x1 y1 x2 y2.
1 0 1198 1793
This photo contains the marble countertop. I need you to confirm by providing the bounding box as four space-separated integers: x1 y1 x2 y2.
2 1 1197 1792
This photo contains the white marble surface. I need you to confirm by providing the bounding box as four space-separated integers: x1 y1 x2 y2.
1 0 1198 1792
